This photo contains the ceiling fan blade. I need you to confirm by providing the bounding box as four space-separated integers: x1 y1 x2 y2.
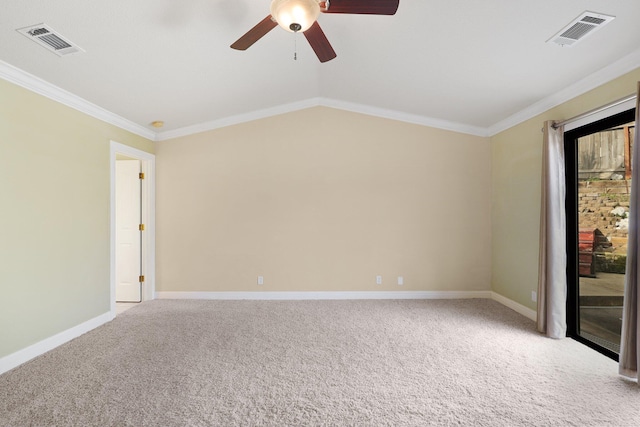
320 0 399 15
230 15 277 50
304 21 337 63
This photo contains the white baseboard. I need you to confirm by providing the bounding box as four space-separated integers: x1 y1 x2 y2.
155 290 493 300
0 311 114 376
0 291 535 377
491 292 537 321
156 291 536 321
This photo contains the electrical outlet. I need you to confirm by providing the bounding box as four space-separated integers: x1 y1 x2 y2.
397 276 404 286
376 275 382 285
531 291 537 302
257 276 264 285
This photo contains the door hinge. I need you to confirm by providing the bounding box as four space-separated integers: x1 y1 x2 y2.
139 172 145 179
139 224 145 231
139 275 145 283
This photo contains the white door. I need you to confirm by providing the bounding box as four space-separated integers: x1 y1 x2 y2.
115 160 141 302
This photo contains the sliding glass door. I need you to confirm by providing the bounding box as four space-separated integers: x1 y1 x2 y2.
565 109 635 359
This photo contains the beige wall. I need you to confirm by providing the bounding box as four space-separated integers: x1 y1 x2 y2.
156 107 492 293
491 67 640 310
0 78 154 359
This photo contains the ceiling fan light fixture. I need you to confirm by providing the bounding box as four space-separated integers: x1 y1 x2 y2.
270 0 320 33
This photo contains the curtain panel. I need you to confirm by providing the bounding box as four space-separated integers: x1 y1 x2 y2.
619 83 640 380
537 121 567 339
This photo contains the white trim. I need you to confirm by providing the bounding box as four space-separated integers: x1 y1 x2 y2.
0 59 156 141
318 97 489 137
150 48 640 141
1 58 485 140
156 98 323 141
564 96 636 132
0 290 533 375
491 292 537 322
110 141 156 316
156 97 489 141
156 290 493 300
4 45 639 142
488 47 640 136
157 291 536 322
0 312 113 376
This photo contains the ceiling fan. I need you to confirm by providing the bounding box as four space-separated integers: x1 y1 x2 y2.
230 0 399 63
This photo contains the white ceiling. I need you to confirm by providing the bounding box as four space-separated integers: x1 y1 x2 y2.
1 0 639 140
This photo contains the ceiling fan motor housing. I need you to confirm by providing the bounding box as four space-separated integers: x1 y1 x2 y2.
270 0 321 33
231 0 399 63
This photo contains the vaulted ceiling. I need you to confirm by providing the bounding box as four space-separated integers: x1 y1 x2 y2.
1 0 639 140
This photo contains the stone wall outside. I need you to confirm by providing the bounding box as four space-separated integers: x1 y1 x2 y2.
579 179 630 273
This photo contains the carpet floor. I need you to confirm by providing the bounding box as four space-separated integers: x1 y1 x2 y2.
1 299 639 426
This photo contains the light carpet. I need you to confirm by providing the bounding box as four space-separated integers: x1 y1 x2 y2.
1 299 639 426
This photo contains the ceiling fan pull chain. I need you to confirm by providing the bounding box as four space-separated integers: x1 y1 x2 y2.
294 32 298 60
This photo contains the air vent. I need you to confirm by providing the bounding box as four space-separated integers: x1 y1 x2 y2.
16 24 84 56
547 11 615 47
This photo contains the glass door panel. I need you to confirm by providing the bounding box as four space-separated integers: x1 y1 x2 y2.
566 112 635 359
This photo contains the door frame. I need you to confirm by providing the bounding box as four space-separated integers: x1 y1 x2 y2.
564 108 635 361
110 141 156 315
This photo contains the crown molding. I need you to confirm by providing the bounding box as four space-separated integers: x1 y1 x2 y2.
156 98 323 141
4 46 639 143
2 57 485 142
156 47 640 141
156 97 489 141
487 48 640 136
0 59 156 141
317 98 489 137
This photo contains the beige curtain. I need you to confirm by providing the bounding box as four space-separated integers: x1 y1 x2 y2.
619 83 640 380
537 121 567 339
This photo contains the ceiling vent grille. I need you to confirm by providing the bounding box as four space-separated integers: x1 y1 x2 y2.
16 24 84 56
547 11 615 47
